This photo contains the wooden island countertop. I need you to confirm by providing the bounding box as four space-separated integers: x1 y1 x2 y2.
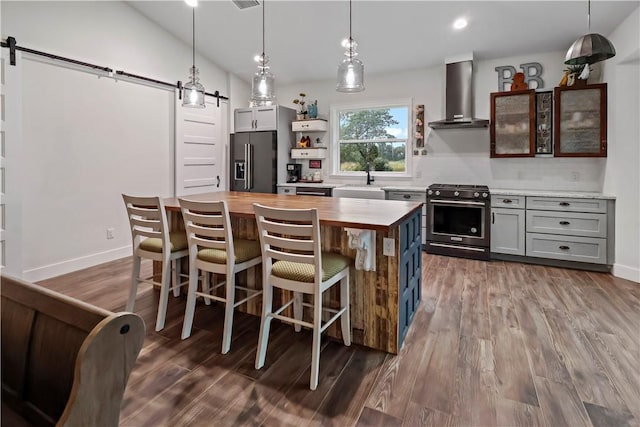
162 191 423 354
163 191 422 231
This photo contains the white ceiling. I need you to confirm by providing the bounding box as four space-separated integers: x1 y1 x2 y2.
129 0 639 85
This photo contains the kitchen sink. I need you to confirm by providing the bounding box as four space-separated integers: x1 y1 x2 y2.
332 186 385 200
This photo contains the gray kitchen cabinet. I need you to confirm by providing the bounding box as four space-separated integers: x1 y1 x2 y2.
234 106 278 132
385 190 426 246
491 207 526 256
524 195 614 267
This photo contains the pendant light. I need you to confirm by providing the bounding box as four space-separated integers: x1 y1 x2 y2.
336 0 364 93
565 0 616 65
183 5 206 108
250 0 276 106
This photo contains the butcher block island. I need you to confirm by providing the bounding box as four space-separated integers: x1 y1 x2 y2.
162 191 423 354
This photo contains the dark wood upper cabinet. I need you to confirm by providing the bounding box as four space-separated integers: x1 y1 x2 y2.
490 90 536 158
554 83 607 157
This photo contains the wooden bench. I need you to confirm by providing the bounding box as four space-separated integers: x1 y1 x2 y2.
1 274 145 427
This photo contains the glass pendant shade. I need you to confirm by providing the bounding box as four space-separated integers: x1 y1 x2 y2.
251 55 276 105
183 66 206 108
565 33 616 65
337 57 364 92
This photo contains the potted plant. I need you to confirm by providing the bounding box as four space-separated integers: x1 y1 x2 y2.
293 93 307 120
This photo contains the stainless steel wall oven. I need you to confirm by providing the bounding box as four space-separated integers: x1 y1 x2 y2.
426 184 491 260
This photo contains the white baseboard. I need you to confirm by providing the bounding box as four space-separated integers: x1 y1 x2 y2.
22 245 132 283
613 263 640 284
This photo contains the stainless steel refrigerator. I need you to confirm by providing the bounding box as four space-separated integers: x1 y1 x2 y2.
230 105 295 194
231 131 278 193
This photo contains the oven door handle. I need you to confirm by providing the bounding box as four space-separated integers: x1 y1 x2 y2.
296 191 326 196
429 199 487 206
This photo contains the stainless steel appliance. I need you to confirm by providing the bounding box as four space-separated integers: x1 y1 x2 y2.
231 132 279 193
425 184 491 260
286 163 302 183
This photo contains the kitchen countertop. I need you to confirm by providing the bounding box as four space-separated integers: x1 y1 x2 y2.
490 189 616 200
164 191 422 230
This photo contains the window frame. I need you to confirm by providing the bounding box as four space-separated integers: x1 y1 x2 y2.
330 99 413 178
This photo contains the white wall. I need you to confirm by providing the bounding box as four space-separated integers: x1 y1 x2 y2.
278 50 607 191
602 6 640 283
1 1 246 280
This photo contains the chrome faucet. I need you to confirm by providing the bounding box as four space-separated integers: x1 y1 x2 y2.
365 163 375 185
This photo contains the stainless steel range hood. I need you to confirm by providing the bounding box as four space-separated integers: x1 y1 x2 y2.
428 56 489 129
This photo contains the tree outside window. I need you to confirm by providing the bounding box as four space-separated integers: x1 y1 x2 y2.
336 105 409 173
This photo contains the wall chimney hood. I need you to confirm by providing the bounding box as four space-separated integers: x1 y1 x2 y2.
428 54 489 129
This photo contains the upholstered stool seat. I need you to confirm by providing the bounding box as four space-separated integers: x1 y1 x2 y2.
271 253 351 283
197 239 262 264
140 231 189 253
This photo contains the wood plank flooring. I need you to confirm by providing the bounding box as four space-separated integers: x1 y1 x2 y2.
34 254 640 426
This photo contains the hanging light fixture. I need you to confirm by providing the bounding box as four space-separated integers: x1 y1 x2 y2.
565 0 616 65
336 0 364 92
183 4 206 108
250 0 276 106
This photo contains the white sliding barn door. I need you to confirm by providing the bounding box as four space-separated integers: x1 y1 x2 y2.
175 92 227 196
0 51 23 276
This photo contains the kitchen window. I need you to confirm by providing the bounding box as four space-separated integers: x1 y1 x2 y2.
331 101 411 176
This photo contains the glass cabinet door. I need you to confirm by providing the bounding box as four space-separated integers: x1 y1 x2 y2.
490 90 536 158
554 84 607 157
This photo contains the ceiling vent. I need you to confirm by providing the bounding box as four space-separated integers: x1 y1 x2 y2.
232 0 260 10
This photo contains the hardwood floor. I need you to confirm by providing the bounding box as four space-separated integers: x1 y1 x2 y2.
35 254 639 427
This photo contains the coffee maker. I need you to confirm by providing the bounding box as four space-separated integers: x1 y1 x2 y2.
286 163 302 183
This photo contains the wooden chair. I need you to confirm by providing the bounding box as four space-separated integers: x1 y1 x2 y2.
122 194 188 331
179 199 262 354
253 203 352 390
1 274 144 427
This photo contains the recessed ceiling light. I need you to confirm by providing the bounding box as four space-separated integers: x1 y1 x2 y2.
184 0 198 7
453 18 468 30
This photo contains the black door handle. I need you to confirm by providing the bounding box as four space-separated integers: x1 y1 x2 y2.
216 175 220 188
559 202 571 206
559 221 570 225
492 212 495 224
559 245 570 250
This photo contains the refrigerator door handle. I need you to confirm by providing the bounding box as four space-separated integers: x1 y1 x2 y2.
244 143 249 190
247 144 253 189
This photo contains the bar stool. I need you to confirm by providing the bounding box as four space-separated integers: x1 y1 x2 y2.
122 194 189 331
253 203 351 390
179 199 262 354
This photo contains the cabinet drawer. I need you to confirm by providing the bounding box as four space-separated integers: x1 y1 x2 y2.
291 148 327 159
491 195 526 209
386 191 426 203
292 120 328 132
526 233 607 264
526 210 606 238
526 197 607 213
277 187 296 195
